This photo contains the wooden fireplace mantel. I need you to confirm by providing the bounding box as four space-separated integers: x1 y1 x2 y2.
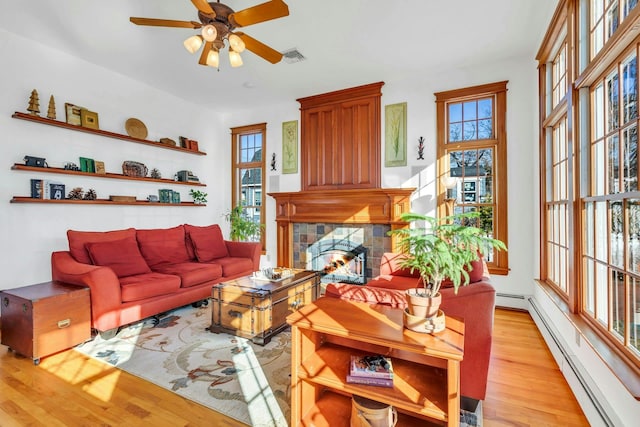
268 188 415 267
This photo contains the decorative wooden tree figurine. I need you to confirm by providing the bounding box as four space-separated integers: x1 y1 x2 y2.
47 95 56 120
27 89 40 116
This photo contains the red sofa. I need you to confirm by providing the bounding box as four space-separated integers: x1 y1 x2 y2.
51 224 260 335
325 252 495 404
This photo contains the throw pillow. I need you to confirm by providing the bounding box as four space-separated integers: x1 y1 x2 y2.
189 227 229 262
67 228 137 264
136 225 191 267
86 237 151 278
184 224 226 260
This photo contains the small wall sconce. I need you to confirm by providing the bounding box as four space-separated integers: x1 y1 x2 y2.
271 153 276 171
417 136 425 160
441 176 458 217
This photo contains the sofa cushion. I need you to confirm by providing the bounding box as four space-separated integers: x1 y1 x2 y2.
86 237 152 278
151 262 222 288
208 257 253 277
118 272 181 302
379 253 421 278
136 225 191 267
184 224 225 260
441 257 485 289
67 228 136 264
325 283 407 308
187 226 229 262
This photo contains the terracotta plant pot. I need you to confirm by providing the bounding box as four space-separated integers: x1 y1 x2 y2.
405 289 441 318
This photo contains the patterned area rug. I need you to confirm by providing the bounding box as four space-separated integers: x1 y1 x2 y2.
75 303 482 427
75 303 290 427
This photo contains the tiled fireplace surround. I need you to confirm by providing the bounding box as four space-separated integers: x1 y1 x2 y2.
268 188 415 283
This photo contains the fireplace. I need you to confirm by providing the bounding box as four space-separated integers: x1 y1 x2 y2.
307 230 368 284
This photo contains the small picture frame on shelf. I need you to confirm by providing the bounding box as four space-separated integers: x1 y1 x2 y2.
189 140 199 151
80 109 99 129
65 103 83 125
94 161 106 174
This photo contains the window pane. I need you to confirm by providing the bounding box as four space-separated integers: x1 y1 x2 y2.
607 1 620 38
449 103 462 122
611 201 624 267
609 134 620 193
629 199 640 274
478 99 492 118
623 125 638 192
463 122 477 140
586 202 595 257
449 123 462 142
625 0 638 16
596 262 609 324
631 276 640 352
585 258 596 314
612 270 625 339
596 201 609 261
594 140 606 195
594 84 605 139
607 71 620 132
463 101 477 120
622 55 638 124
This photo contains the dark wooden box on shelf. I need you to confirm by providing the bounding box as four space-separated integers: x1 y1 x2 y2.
0 281 91 365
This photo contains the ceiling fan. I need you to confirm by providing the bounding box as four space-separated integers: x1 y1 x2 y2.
130 0 289 69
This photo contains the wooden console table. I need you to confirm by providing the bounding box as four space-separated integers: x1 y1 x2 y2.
286 297 464 426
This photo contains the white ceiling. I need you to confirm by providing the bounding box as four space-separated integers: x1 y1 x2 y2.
0 1 558 112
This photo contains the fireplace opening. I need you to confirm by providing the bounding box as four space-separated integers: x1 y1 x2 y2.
308 239 367 284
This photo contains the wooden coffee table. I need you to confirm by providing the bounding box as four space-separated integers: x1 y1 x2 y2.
286 297 465 426
210 269 319 345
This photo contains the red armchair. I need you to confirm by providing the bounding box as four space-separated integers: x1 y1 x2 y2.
325 252 495 404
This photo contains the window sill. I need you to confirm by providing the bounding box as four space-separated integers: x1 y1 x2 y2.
535 280 640 400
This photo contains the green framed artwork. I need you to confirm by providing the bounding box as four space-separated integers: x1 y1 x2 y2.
282 120 298 174
385 102 407 167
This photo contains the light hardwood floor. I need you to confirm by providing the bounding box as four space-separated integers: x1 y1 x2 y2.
0 308 589 426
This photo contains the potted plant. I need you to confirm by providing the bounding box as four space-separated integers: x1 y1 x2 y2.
224 205 264 241
389 211 506 333
189 189 207 205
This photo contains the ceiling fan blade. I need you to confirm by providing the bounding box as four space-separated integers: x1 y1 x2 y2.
236 32 283 64
199 41 213 65
191 0 216 16
229 0 289 27
130 17 202 29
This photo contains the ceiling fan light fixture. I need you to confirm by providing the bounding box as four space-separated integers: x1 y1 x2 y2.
206 49 220 68
201 24 218 42
228 34 246 53
183 35 203 54
229 49 243 67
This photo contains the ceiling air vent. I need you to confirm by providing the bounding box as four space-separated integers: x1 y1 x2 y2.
282 48 306 64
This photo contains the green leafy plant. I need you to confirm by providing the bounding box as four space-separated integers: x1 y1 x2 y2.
224 205 264 242
189 189 207 204
388 211 507 297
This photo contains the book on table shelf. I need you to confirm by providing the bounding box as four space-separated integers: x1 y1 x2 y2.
350 354 394 379
346 375 394 388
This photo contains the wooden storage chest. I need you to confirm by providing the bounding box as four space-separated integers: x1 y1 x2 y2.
0 281 91 364
210 270 319 345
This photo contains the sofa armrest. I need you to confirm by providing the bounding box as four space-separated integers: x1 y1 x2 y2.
225 241 261 271
51 251 122 321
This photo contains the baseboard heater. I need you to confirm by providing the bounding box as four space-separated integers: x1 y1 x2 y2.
528 297 616 427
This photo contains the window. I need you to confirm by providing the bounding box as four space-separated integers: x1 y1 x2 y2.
538 0 640 372
435 81 509 274
231 123 266 250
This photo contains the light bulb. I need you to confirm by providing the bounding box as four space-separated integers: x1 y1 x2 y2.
201 24 217 42
442 176 458 190
228 34 246 53
183 35 203 54
229 49 243 67
206 49 219 68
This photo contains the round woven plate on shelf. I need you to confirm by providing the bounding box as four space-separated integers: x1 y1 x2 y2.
125 118 148 139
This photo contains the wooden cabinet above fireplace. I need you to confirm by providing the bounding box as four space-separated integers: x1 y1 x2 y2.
297 82 384 191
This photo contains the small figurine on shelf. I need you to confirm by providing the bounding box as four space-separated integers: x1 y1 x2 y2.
150 168 161 179
417 136 425 160
67 187 84 200
47 95 56 120
83 189 97 200
27 89 40 116
64 162 80 171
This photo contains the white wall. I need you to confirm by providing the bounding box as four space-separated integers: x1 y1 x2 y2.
0 29 229 291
